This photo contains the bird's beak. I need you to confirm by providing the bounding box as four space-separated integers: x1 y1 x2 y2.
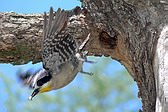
28 88 39 100
28 84 52 100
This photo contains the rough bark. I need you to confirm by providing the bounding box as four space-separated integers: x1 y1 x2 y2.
0 0 168 112
0 12 43 64
154 26 168 112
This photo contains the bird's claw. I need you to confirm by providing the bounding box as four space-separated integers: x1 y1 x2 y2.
80 70 94 76
88 72 94 76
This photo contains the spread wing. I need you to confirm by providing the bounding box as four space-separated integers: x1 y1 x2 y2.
42 7 77 74
18 68 51 89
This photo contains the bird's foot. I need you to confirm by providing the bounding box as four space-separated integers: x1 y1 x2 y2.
80 70 94 76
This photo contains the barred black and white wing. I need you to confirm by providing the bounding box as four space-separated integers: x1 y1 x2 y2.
42 7 77 74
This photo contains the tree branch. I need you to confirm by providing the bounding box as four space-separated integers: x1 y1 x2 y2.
0 12 43 64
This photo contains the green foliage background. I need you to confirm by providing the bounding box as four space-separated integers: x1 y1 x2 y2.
0 57 141 112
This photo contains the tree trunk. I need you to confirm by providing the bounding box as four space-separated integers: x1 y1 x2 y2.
0 0 168 111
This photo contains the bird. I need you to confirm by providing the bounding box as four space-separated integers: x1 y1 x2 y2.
18 7 94 100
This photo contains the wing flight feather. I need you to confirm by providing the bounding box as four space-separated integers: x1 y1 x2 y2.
42 7 77 74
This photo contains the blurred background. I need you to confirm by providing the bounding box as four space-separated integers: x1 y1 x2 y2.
0 0 142 112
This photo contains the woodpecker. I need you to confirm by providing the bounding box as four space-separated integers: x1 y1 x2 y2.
18 7 93 100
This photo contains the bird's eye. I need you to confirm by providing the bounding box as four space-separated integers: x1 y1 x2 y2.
37 80 44 86
37 75 52 87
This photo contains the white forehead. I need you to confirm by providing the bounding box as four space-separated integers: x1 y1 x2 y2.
32 69 46 88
